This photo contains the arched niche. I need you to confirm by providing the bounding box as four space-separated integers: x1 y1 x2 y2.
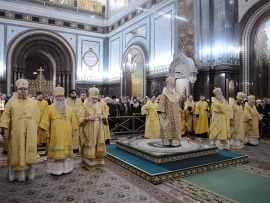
121 44 148 98
6 29 76 95
240 1 270 97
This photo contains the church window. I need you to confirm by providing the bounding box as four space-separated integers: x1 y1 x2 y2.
64 22 70 27
32 16 39 22
78 24 84 29
48 19 55 25
15 14 23 20
0 11 5 17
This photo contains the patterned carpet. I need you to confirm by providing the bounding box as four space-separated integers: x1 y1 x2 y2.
0 158 181 203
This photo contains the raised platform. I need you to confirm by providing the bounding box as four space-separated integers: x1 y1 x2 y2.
116 138 218 163
106 143 248 184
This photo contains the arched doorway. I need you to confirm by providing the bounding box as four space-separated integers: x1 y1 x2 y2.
6 29 76 95
240 1 270 97
121 45 148 98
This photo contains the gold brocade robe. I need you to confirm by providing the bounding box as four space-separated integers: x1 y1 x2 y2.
184 100 196 132
141 101 160 138
39 104 78 160
229 99 249 141
77 103 106 166
195 101 209 134
66 98 82 149
158 87 181 139
209 97 232 141
84 99 110 141
0 95 40 171
36 99 48 144
244 104 262 137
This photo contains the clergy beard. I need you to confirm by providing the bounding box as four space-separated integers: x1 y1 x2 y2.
54 99 66 112
168 87 175 93
89 101 99 110
71 96 76 100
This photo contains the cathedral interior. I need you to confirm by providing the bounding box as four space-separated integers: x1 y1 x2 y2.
0 0 269 202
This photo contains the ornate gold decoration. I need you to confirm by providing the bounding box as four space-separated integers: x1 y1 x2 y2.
82 48 99 70
27 67 53 98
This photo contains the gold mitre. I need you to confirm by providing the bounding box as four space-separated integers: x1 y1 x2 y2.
53 87 65 96
88 87 99 98
16 79 29 89
213 87 222 96
166 77 175 85
236 92 246 100
248 95 255 103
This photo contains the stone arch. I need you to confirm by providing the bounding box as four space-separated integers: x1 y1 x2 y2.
6 29 76 95
240 1 270 95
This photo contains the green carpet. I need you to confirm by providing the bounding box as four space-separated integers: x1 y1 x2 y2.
166 165 270 203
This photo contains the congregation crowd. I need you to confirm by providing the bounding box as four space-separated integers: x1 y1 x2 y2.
0 77 269 182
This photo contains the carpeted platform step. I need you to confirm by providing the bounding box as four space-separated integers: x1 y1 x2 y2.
106 144 248 184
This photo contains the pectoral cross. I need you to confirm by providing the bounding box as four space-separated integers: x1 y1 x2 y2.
38 67 44 90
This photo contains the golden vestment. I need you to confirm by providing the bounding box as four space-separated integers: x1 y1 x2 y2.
66 98 82 150
158 87 181 142
39 104 78 160
210 97 232 141
180 109 188 135
141 101 160 138
39 104 78 175
229 99 249 148
195 101 209 134
36 99 48 144
184 100 196 132
77 102 106 170
99 101 110 141
0 95 40 171
244 104 262 137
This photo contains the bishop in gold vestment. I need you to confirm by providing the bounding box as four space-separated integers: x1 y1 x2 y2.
39 87 78 175
158 77 181 146
77 87 106 170
229 92 248 149
36 91 48 145
195 95 209 136
209 88 233 150
141 96 160 138
66 89 82 152
244 95 262 145
0 79 40 181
